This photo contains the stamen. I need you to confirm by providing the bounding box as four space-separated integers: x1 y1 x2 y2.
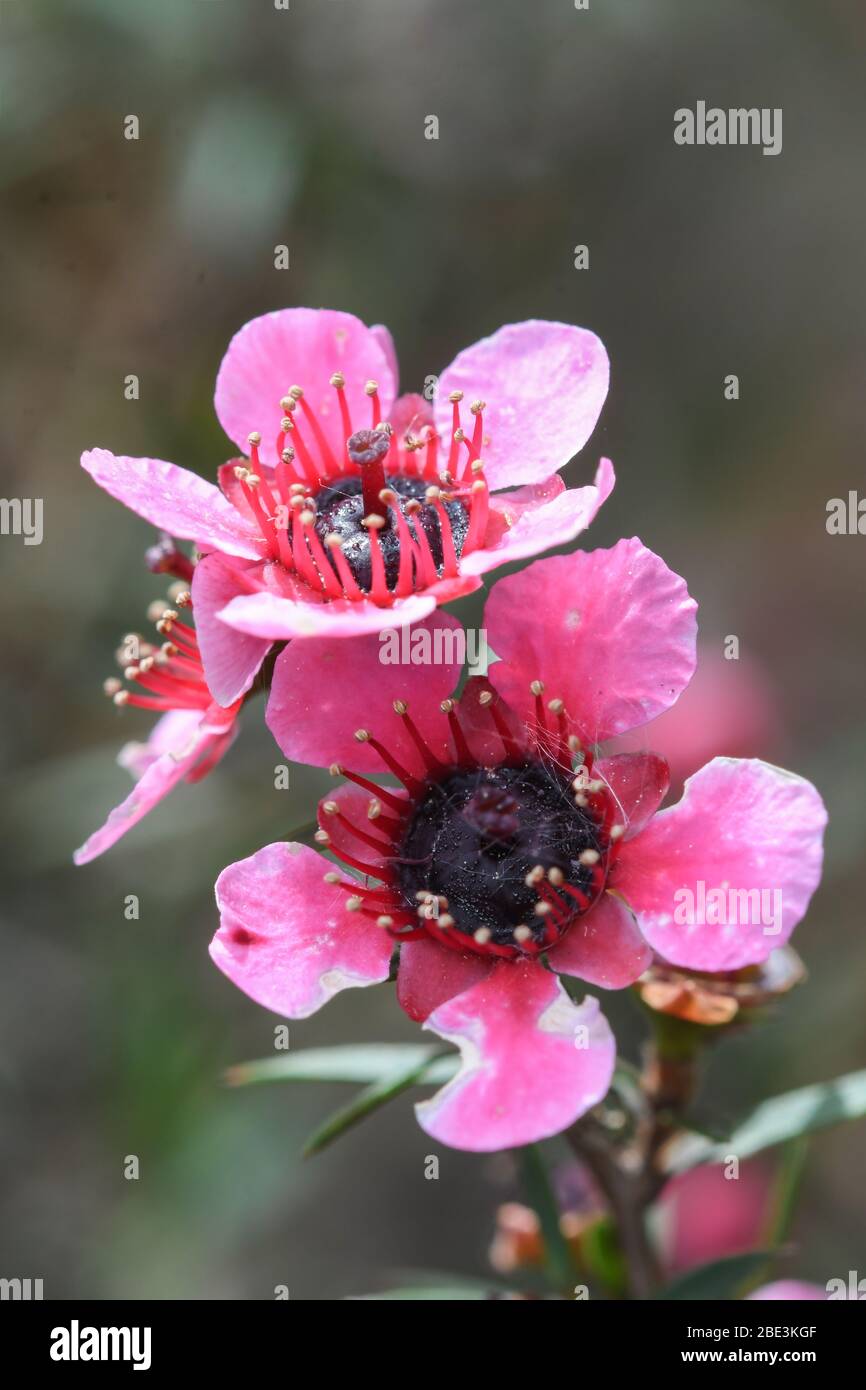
379 490 416 597
423 425 439 480
294 391 338 477
361 514 390 601
477 686 521 761
329 371 354 456
405 504 439 587
393 699 442 774
354 728 424 796
290 500 321 590
281 399 321 489
324 535 365 601
302 515 344 600
430 496 459 578
440 698 472 763
365 379 381 427
463 477 489 554
335 767 406 813
447 390 463 475
320 805 395 856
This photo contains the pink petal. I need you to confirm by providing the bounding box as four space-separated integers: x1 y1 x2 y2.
422 574 483 605
81 449 262 559
397 937 494 1022
74 722 213 864
454 674 532 766
486 538 698 744
265 611 461 773
217 458 276 525
462 459 615 578
389 391 434 437
217 588 438 641
371 323 399 389
416 961 615 1151
435 320 609 490
547 892 652 989
214 308 397 466
657 1161 771 1275
748 1281 826 1301
592 751 671 840
612 758 827 971
191 553 272 707
210 842 393 1019
489 472 566 516
117 708 204 779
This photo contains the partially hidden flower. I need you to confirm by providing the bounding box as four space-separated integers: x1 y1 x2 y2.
81 308 613 706
74 581 241 864
636 946 806 1026
493 1158 831 1300
658 1162 827 1299
609 641 781 796
747 1281 827 1300
208 539 826 1151
656 1160 773 1275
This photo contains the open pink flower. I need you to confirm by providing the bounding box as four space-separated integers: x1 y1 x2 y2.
74 585 241 865
208 540 826 1150
82 308 613 706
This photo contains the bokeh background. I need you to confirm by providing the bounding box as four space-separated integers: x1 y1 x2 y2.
2 0 865 1299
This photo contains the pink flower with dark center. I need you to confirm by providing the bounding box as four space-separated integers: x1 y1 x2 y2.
207 540 826 1151
74 582 241 865
81 308 613 706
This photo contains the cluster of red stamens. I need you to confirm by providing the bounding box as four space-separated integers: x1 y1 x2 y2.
103 585 211 717
233 378 490 604
317 681 627 961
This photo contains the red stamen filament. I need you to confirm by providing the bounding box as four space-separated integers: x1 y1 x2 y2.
336 768 406 813
463 478 489 554
394 703 443 775
364 519 390 601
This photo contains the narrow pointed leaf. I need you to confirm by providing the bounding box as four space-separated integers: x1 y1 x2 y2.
225 1043 459 1088
666 1069 866 1173
656 1251 773 1301
303 1050 451 1156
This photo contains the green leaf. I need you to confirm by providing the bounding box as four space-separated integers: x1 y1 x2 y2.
580 1214 628 1297
302 1050 451 1157
666 1068 866 1173
224 1043 459 1089
656 1251 774 1301
517 1144 576 1293
765 1136 810 1249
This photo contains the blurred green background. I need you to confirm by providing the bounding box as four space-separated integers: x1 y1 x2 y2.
1 0 864 1298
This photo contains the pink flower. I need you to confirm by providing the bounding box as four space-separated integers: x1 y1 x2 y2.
81 308 613 706
656 1161 773 1275
748 1281 826 1301
74 586 241 865
610 643 781 795
208 540 826 1151
657 1162 831 1301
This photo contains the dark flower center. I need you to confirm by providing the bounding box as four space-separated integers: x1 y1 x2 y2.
314 473 469 593
396 760 608 955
